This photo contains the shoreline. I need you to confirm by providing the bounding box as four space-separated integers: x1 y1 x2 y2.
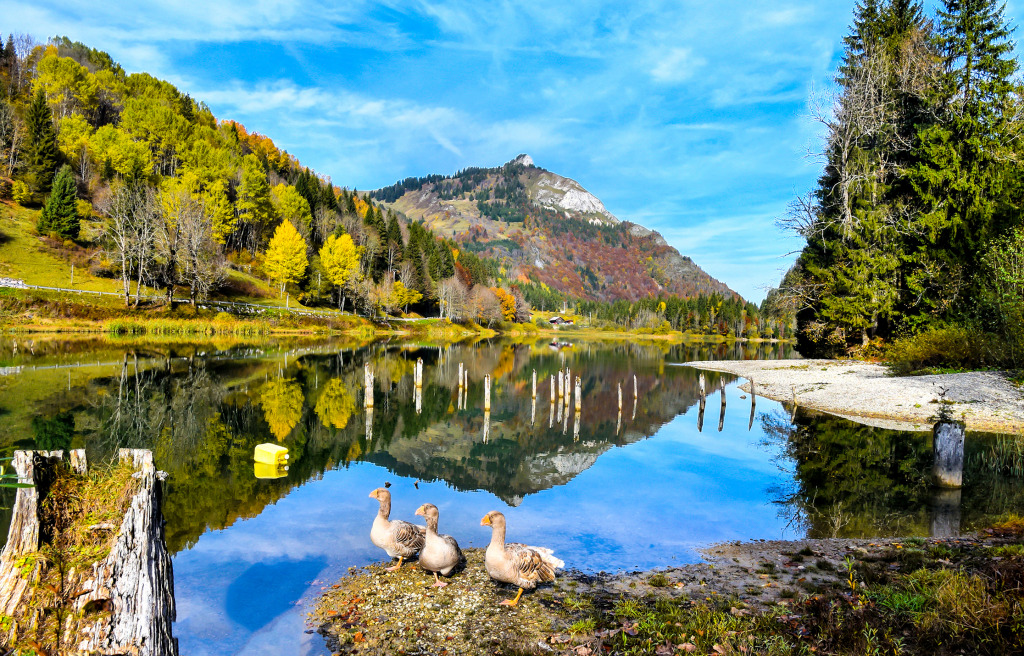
312 526 1023 655
684 359 1024 434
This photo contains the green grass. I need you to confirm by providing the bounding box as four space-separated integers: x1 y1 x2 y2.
0 204 132 294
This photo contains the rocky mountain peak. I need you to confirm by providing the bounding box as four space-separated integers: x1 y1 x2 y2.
512 154 534 167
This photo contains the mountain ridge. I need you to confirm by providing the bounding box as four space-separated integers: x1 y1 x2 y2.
374 156 738 304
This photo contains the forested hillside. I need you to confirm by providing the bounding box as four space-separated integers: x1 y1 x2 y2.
0 33 781 335
775 0 1024 366
372 156 737 307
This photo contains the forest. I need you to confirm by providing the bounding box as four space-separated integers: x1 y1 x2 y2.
776 0 1024 369
0 32 777 335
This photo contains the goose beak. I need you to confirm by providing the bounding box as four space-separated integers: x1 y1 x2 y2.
368 490 377 499
414 506 425 517
481 515 491 526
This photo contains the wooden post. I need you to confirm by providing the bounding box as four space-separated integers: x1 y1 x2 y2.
484 374 491 411
364 363 374 408
697 397 706 433
549 397 555 428
748 379 756 431
532 370 537 399
531 397 536 425
573 408 581 442
718 386 726 432
933 420 966 488
633 374 638 400
415 387 422 415
70 264 74 287
617 382 622 411
557 372 564 398
458 363 464 388
699 373 706 400
366 407 373 441
574 376 581 412
415 358 423 388
616 409 621 436
483 411 490 443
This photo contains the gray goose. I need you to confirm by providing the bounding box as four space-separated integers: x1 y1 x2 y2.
414 503 463 587
481 510 564 605
369 488 425 571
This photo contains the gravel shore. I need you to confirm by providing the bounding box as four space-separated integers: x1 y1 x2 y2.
683 359 1024 433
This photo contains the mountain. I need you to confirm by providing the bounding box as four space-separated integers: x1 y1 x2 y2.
373 156 737 304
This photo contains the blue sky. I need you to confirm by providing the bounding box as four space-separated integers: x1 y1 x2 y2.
7 1 1017 301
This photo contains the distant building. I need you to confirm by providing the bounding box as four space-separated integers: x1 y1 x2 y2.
549 317 574 326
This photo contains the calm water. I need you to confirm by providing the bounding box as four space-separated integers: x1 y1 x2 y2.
1 336 1022 656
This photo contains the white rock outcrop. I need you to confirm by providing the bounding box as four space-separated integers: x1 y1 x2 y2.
531 173 618 223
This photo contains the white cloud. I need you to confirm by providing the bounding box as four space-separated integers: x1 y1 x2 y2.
650 47 705 83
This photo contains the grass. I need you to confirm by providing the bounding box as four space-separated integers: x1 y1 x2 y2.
7 458 139 654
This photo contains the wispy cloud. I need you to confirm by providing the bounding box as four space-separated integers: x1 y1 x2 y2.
4 0 871 300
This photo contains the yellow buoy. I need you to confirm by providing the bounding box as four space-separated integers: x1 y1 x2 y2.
254 461 288 479
254 443 289 466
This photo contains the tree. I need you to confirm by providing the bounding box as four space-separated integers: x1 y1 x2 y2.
319 233 363 311
103 182 159 307
260 378 303 441
390 280 422 314
20 89 61 199
236 154 275 252
265 220 308 296
492 286 517 322
38 164 79 238
272 183 313 238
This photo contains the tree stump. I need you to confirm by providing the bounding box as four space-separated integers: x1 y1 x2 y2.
0 449 177 655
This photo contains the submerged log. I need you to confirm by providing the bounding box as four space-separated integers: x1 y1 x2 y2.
0 449 177 655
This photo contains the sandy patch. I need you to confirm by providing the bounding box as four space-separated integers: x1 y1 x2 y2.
683 360 1024 434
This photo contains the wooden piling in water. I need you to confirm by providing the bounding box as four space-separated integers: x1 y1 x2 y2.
484 374 491 411
933 420 966 488
617 382 622 411
574 376 581 412
557 372 564 398
415 358 423 388
458 363 464 388
532 370 537 399
699 373 706 400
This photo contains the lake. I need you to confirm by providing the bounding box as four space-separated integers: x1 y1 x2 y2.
1 336 1022 655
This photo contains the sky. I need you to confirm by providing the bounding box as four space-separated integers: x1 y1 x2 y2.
5 0 1019 302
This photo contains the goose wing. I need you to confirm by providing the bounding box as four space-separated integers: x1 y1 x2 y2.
505 543 563 587
391 519 426 553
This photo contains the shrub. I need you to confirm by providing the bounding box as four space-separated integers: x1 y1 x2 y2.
11 180 31 205
884 325 1000 375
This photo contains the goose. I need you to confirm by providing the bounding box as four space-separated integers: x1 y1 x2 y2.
414 503 463 587
369 488 425 571
481 510 564 606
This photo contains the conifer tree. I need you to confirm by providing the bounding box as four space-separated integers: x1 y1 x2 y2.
21 89 61 198
236 154 275 250
38 164 79 238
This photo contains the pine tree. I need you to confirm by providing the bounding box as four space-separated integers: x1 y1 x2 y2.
236 154 275 249
38 164 79 238
21 89 61 199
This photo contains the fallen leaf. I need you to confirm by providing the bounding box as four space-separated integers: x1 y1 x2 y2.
680 644 697 653
713 645 726 654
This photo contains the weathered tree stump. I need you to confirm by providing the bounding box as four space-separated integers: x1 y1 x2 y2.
0 449 177 655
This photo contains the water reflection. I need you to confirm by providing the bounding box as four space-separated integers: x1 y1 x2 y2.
4 336 1024 656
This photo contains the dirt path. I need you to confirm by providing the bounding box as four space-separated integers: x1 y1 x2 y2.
683 359 1024 433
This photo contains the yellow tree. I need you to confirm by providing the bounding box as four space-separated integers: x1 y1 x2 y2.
314 378 355 429
492 287 517 322
390 280 422 314
319 233 363 311
265 220 308 297
260 378 304 441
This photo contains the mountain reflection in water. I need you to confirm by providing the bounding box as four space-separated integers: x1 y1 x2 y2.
3 336 1024 656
